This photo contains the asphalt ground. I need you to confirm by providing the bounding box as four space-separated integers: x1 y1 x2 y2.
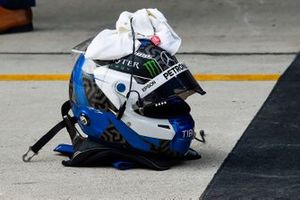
201 55 300 200
0 0 299 199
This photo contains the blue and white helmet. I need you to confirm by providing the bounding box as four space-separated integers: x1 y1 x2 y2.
70 39 206 160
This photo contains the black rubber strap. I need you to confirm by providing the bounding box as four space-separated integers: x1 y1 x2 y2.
30 101 76 154
30 120 66 154
61 100 71 117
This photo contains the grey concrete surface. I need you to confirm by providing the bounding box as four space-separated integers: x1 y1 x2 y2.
0 81 275 200
0 0 300 53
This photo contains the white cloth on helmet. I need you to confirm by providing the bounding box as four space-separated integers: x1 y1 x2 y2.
85 8 181 60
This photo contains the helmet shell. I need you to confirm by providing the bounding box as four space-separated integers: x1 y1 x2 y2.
69 42 197 157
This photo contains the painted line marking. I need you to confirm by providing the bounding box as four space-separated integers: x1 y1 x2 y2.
0 74 69 81
0 73 280 81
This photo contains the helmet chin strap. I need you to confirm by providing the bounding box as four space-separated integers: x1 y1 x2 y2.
117 17 143 120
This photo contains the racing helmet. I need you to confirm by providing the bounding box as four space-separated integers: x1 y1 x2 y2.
69 39 206 159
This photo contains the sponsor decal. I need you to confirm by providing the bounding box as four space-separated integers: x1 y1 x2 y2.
163 63 187 80
114 59 140 69
142 80 156 92
182 129 195 138
143 60 162 78
160 51 176 67
135 52 152 59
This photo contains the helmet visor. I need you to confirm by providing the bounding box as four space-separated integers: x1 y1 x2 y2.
141 64 205 102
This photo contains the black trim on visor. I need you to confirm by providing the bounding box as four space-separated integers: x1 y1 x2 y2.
134 97 191 119
142 69 206 103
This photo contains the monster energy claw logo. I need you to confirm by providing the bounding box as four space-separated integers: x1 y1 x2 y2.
143 60 161 78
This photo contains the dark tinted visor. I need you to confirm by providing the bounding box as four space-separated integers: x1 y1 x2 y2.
142 69 205 102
